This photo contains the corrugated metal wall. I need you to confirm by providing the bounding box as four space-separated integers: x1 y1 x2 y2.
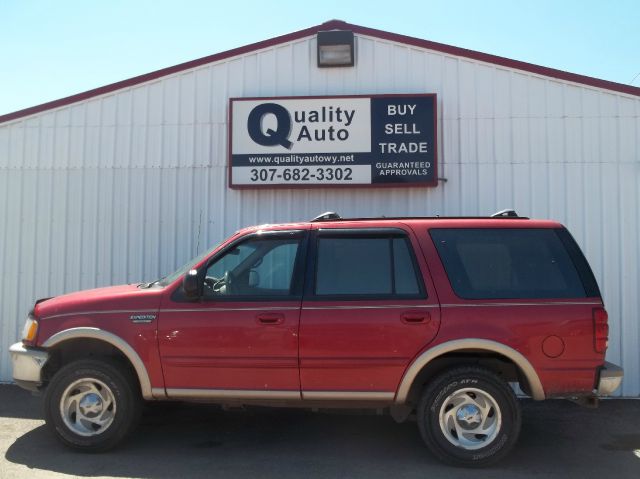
1 33 639 395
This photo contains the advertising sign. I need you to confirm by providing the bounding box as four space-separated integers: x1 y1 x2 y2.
229 94 437 188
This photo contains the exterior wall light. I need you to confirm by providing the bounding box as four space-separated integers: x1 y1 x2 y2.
317 30 355 67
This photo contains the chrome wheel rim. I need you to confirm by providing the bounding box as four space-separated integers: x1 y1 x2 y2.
59 378 116 436
438 387 502 450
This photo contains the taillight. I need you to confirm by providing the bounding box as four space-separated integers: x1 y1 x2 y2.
593 307 609 353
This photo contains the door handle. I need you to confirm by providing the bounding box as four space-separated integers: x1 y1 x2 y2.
256 313 285 325
401 312 431 324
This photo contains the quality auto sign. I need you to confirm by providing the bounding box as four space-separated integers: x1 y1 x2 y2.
229 94 437 188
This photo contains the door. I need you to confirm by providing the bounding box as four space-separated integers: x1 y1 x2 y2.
158 230 307 396
299 227 441 399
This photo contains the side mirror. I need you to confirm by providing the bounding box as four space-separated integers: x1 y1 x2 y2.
183 269 200 298
248 270 260 288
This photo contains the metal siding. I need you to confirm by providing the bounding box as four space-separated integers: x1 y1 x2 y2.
0 34 639 395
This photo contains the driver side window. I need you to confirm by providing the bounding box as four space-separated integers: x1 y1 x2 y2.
204 235 302 299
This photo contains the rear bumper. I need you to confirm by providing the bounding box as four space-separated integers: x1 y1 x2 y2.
596 361 623 396
9 342 49 391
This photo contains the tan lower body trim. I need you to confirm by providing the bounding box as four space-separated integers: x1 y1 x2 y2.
151 387 166 398
166 389 302 400
395 338 546 403
302 391 395 401
42 327 156 400
162 389 395 402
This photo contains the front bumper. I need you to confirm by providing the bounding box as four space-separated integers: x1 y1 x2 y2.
9 342 49 392
596 361 623 396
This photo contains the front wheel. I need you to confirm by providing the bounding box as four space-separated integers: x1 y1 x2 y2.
44 359 141 452
417 366 521 467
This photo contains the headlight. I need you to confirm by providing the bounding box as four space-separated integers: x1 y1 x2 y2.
22 314 39 344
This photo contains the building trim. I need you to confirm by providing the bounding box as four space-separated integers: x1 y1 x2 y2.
1 20 638 125
352 23 640 98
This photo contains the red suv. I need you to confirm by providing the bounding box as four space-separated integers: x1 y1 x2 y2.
10 211 622 466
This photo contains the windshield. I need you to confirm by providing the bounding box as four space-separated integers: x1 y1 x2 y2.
156 238 227 287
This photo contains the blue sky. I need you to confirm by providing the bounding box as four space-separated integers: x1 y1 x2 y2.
1 0 639 116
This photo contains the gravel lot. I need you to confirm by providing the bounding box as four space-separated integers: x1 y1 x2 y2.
0 384 639 478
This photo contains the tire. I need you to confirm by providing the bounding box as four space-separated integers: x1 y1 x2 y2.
43 358 142 452
417 366 521 467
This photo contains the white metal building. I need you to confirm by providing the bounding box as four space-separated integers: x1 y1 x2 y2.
1 20 639 395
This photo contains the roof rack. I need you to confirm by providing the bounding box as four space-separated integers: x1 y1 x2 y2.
491 209 519 218
309 210 527 222
311 211 342 222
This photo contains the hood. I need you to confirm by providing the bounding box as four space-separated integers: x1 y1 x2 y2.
35 283 163 319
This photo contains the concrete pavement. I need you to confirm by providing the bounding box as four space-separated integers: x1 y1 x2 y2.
0 384 639 478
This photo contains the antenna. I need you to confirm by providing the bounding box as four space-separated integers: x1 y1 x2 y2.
195 209 203 253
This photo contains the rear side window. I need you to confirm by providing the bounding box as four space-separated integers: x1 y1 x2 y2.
430 228 588 299
315 234 424 298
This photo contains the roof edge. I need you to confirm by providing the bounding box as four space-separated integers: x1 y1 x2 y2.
1 20 638 125
0 21 337 125
352 22 640 98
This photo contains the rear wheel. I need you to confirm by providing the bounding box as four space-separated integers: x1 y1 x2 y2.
417 366 521 467
44 359 141 452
